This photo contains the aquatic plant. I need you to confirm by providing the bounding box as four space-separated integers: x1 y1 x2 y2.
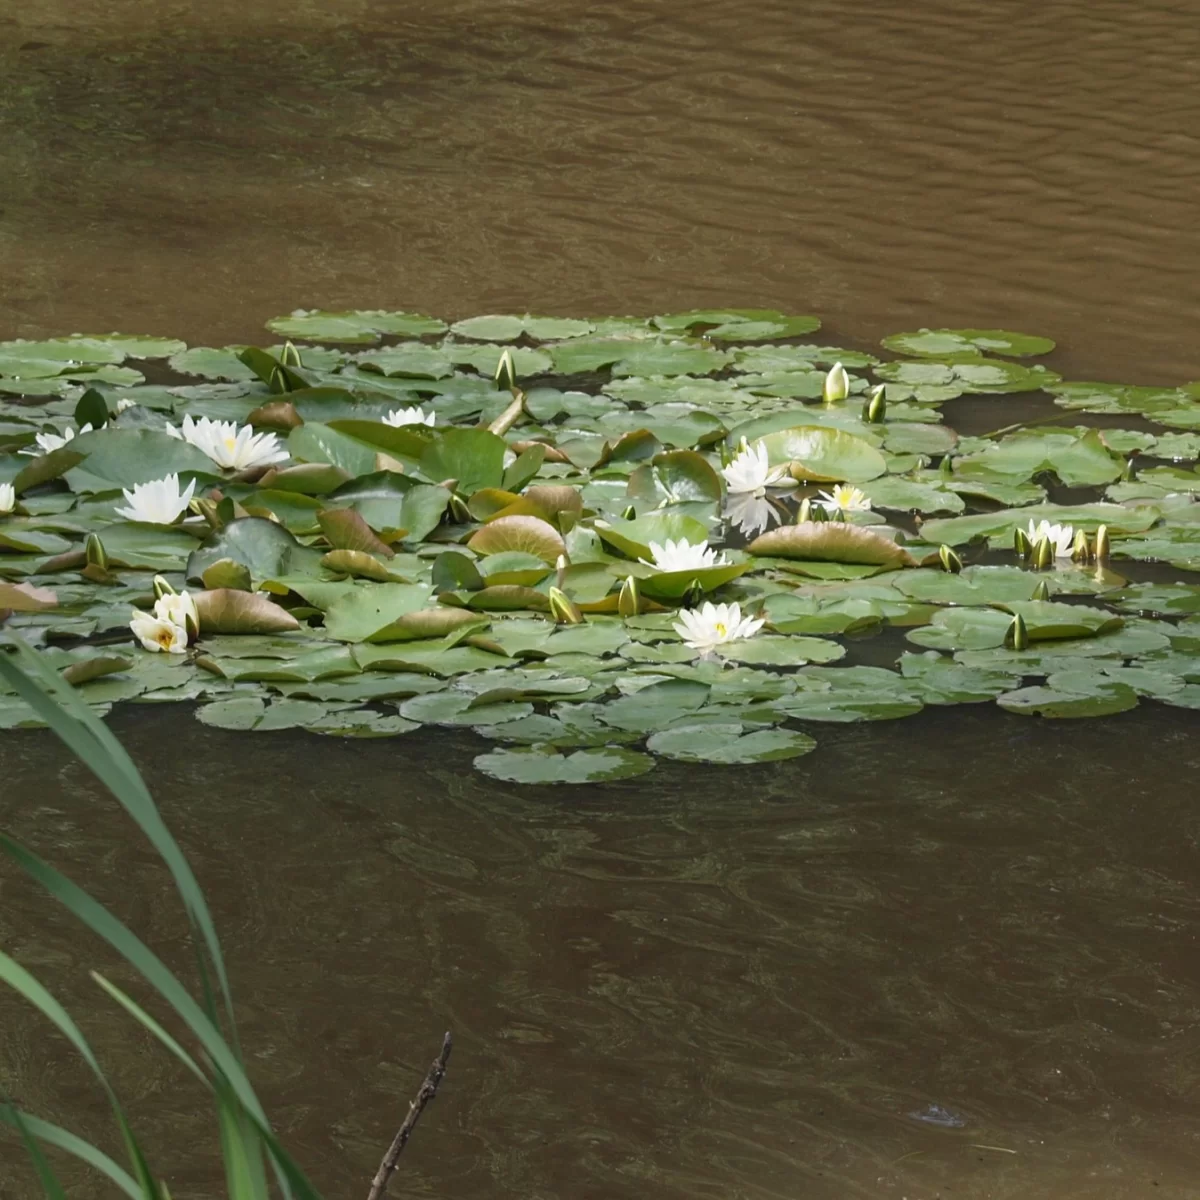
1 311 1200 781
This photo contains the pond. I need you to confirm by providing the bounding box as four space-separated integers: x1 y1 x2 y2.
2 0 1200 1197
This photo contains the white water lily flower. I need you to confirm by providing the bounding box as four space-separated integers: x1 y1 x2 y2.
21 424 93 456
382 406 436 428
674 601 764 652
817 484 872 513
823 362 850 403
168 414 288 471
640 537 728 572
129 609 188 654
115 474 197 524
1027 518 1074 558
0 483 15 515
154 590 198 637
115 397 138 414
721 438 789 495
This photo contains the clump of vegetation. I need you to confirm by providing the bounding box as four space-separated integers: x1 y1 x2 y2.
2 310 1200 782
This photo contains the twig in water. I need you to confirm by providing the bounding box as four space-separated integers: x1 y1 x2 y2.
366 1032 453 1200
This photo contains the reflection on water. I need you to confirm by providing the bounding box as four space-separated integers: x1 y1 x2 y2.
1 0 1199 380
3 704 1200 1198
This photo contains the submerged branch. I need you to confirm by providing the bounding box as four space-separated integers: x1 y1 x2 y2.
366 1032 453 1200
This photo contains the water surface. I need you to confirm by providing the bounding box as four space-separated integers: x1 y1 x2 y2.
2 0 1200 1196
4 706 1200 1199
2 0 1199 380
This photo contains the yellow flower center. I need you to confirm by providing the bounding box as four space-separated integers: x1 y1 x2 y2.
224 436 236 451
714 622 727 638
153 627 175 650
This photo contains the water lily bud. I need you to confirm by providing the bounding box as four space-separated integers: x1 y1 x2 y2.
1032 579 1050 600
448 493 472 523
268 365 290 395
192 497 224 530
823 361 850 404
151 574 176 599
682 579 705 608
1032 535 1053 570
938 544 963 573
939 455 954 477
1094 524 1110 561
555 554 567 589
1123 453 1138 481
617 575 640 618
809 501 829 523
85 533 109 571
863 384 887 423
494 348 517 393
548 586 583 625
1071 529 1090 561
279 340 303 368
1007 612 1029 651
1013 527 1032 558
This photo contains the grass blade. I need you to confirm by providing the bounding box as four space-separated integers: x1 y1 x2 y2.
0 1107 142 1200
7 1103 70 1200
1 836 270 1128
0 638 236 1032
0 950 164 1199
90 972 208 1087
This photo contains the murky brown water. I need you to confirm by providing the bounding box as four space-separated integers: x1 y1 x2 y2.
3 0 1200 1196
5 708 1200 1199
3 0 1200 381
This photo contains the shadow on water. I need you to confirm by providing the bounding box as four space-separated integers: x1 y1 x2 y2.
4 703 1200 1198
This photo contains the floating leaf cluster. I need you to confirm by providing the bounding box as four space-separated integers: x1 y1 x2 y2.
2 313 1200 782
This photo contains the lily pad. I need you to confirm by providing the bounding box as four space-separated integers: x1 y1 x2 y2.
881 329 1056 358
748 523 917 568
266 309 447 342
473 746 656 784
759 426 888 482
646 722 817 763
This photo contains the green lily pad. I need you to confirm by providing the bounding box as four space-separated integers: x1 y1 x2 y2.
266 309 447 342
881 329 1056 358
646 722 816 763
593 513 713 561
759 425 887 482
637 562 749 599
168 347 259 381
195 696 335 731
307 709 420 737
920 503 1160 547
322 582 433 641
611 341 730 378
775 667 924 722
875 358 1059 395
898 652 1023 703
996 681 1139 718
65 428 216 492
473 746 656 784
186 518 325 584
